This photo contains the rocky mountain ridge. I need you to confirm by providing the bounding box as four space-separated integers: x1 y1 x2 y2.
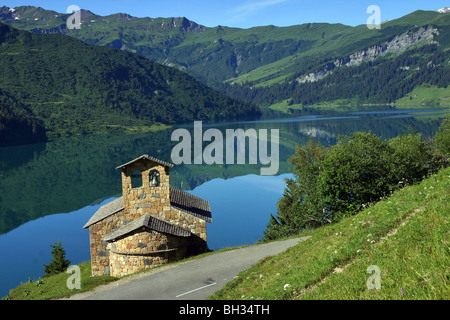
297 25 439 84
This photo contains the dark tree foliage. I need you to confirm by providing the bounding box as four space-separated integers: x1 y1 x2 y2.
43 240 71 277
434 116 450 156
0 92 47 146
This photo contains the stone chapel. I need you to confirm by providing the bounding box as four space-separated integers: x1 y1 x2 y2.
83 154 212 277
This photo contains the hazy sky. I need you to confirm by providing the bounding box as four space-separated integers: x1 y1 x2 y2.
2 0 449 28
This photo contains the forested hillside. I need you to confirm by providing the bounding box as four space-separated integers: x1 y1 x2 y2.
217 41 450 107
0 91 46 146
0 23 260 146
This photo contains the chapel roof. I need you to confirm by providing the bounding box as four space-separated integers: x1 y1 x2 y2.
83 186 212 229
116 154 174 170
103 214 191 242
169 186 212 222
83 197 124 229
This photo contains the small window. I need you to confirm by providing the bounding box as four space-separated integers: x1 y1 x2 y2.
131 170 142 188
149 169 160 187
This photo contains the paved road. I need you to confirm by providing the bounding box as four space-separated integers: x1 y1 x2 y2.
69 237 309 300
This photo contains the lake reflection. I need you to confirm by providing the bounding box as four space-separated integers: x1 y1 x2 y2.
0 108 447 297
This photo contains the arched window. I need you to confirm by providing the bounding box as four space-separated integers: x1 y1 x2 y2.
131 170 142 188
149 169 160 187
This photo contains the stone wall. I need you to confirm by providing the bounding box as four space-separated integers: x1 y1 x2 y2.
89 206 207 277
107 229 187 278
89 210 127 277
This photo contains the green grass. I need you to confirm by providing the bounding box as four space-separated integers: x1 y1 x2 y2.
267 98 394 113
103 123 171 133
268 89 450 113
268 100 352 113
210 166 450 300
2 262 118 300
1 242 259 300
395 85 450 108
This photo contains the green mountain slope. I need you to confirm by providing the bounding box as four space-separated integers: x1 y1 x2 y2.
227 10 450 86
0 6 347 84
1 6 448 87
0 22 260 146
1 6 448 110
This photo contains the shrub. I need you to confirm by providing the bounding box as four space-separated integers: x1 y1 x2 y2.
320 132 395 219
43 241 71 277
434 115 450 157
388 132 433 185
262 140 328 241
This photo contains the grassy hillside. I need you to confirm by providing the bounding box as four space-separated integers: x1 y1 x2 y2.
395 85 450 107
2 261 117 300
211 166 450 300
268 84 450 113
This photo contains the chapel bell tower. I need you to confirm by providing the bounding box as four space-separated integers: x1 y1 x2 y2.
115 154 174 221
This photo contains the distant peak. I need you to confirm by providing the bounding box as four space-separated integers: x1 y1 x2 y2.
78 9 102 19
115 12 134 19
436 7 450 13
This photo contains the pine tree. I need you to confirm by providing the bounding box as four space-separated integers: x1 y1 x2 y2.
43 240 71 276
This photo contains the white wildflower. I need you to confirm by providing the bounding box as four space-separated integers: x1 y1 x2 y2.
284 284 291 291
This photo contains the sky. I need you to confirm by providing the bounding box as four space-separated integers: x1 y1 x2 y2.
2 0 449 28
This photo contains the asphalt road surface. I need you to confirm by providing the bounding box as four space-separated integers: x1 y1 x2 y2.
68 237 310 300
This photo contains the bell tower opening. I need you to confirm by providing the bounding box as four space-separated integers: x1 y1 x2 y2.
149 169 160 187
116 155 173 219
131 170 143 189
